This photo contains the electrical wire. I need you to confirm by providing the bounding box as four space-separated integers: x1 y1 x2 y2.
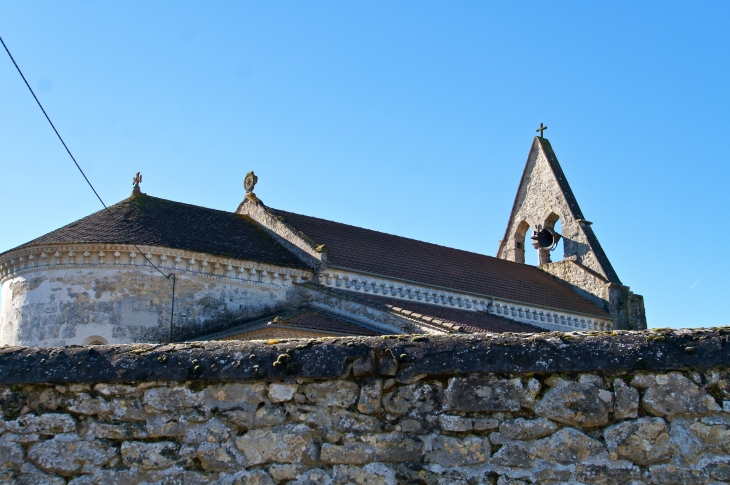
0 35 177 340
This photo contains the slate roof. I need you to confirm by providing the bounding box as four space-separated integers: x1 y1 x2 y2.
4 194 308 270
271 208 611 318
307 284 543 334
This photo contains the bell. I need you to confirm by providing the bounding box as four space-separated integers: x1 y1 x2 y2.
531 228 562 250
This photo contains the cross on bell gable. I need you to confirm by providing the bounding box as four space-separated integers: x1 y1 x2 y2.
536 123 547 138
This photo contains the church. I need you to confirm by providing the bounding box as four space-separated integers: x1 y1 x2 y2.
0 135 646 347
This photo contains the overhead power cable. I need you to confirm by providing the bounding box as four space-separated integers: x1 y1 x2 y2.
0 35 178 340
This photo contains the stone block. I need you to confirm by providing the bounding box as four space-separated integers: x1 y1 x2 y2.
184 417 231 445
26 389 61 412
521 377 541 409
235 424 318 465
631 373 656 388
255 404 288 427
443 377 524 412
143 386 204 412
120 441 178 470
360 432 422 462
303 381 359 408
579 374 607 388
268 383 298 403
333 463 396 485
527 462 574 483
708 462 730 481
604 417 672 465
642 373 720 417
110 397 149 422
533 381 612 427
14 469 66 485
320 442 375 464
66 394 110 416
357 378 383 414
613 379 639 420
146 415 190 438
534 428 604 464
66 466 211 485
398 418 431 434
268 464 309 482
205 383 268 411
352 350 375 377
382 382 443 416
5 414 76 435
689 421 730 454
473 418 499 431
1 432 41 444
425 435 489 467
28 435 116 476
90 422 146 440
0 437 24 471
499 417 557 441
647 464 708 485
329 407 382 433
669 418 704 467
377 350 398 377
289 467 332 485
229 469 276 485
196 442 246 472
219 408 256 431
438 414 473 432
285 404 333 431
491 440 534 467
574 456 643 484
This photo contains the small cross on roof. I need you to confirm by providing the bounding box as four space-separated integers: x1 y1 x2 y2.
536 123 547 138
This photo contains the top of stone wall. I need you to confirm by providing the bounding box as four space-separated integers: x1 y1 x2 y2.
0 328 727 385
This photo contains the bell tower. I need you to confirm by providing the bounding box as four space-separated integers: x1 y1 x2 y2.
497 134 646 330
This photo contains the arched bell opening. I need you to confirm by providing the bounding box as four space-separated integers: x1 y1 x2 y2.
512 221 536 265
533 212 563 265
553 218 564 257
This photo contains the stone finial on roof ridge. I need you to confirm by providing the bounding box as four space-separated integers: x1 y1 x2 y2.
132 172 143 197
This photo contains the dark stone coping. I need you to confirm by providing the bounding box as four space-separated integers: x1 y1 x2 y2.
0 328 728 385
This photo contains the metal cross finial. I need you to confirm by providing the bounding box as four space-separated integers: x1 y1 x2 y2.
536 123 547 138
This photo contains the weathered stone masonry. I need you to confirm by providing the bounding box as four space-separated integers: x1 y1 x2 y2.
1 328 729 484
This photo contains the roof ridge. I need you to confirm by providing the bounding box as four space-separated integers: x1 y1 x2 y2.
3 194 308 269
272 207 537 267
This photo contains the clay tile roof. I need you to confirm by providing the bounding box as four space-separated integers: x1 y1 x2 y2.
193 309 384 340
4 194 307 270
275 310 383 336
272 208 609 318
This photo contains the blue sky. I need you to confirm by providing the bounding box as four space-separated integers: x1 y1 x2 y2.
1 2 728 328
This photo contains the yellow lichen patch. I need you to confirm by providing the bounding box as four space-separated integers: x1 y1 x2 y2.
267 339 280 345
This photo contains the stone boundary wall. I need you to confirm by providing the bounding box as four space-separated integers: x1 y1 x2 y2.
0 328 729 484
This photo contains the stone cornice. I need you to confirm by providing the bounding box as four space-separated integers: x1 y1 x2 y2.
0 327 725 384
0 243 313 287
321 266 614 332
